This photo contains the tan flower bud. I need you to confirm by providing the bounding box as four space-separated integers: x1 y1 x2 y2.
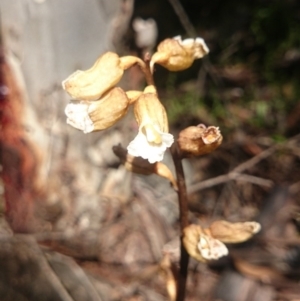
134 85 168 132
177 124 222 157
208 220 261 243
65 87 129 133
62 52 147 101
62 52 124 101
113 145 178 190
127 86 174 163
150 36 209 72
183 224 228 263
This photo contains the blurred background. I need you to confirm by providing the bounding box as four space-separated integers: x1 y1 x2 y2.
0 0 300 300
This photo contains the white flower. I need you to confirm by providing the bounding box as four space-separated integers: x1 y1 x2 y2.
65 101 94 133
173 35 209 59
197 234 228 260
127 124 174 164
64 87 130 133
126 85 173 163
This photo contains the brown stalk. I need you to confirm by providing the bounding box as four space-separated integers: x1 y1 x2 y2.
170 143 190 301
143 58 189 301
142 52 155 86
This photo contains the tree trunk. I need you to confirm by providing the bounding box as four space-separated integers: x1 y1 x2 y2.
0 0 134 232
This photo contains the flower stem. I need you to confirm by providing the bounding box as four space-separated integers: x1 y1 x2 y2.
142 55 189 300
170 143 190 301
142 52 155 86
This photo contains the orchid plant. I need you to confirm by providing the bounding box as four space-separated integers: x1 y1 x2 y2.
62 36 261 301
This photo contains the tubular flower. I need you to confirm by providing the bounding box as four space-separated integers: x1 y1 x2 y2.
183 224 228 263
65 87 130 133
62 52 146 101
127 85 174 163
183 221 261 263
208 220 261 243
150 36 209 72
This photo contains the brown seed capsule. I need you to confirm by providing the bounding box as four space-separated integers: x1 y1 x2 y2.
177 124 222 157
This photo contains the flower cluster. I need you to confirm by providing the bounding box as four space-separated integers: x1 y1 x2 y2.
62 36 210 164
61 34 261 300
183 220 261 262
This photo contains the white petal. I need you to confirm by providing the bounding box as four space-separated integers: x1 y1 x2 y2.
194 38 210 57
65 102 94 133
181 38 194 46
161 131 174 147
173 35 182 42
127 130 174 163
198 234 228 260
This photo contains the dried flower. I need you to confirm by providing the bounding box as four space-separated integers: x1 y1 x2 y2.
62 52 124 101
127 86 174 163
208 220 261 243
150 36 209 72
113 145 178 190
183 224 228 263
62 52 146 101
65 87 129 133
183 220 261 263
177 124 222 157
197 233 229 260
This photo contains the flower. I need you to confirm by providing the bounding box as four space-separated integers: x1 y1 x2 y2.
127 125 173 163
62 52 146 101
177 124 223 157
127 86 174 163
150 36 209 72
65 87 129 133
183 221 261 263
65 101 93 133
174 36 209 59
208 220 261 243
197 233 228 260
62 52 124 101
183 224 228 263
